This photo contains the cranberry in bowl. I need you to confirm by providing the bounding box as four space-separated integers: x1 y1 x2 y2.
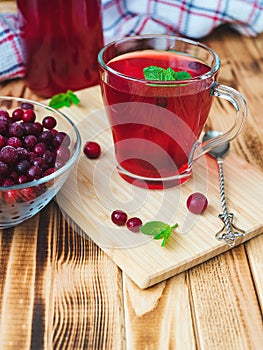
0 96 81 228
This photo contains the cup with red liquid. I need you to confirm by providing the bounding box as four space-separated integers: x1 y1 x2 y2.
98 35 247 189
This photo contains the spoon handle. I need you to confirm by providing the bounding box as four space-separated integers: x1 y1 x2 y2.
217 158 236 246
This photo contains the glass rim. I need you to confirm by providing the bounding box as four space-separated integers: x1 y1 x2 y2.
98 34 221 84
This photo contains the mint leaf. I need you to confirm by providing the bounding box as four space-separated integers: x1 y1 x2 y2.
143 65 192 81
143 66 168 80
66 90 80 105
140 221 170 235
140 221 178 246
174 71 192 80
49 90 80 109
49 93 70 109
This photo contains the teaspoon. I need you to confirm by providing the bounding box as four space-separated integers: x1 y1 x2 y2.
202 130 245 247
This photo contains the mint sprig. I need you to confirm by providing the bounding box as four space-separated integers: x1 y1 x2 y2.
143 66 192 81
140 221 179 246
49 90 80 109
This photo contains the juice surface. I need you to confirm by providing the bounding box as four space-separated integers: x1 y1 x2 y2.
101 50 214 189
108 50 209 79
17 0 104 97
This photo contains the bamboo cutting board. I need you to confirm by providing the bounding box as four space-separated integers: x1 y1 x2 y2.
55 86 263 289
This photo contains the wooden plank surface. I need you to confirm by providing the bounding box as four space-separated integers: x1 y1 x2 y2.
0 10 263 350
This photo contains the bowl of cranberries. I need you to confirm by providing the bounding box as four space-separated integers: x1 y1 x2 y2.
0 96 81 228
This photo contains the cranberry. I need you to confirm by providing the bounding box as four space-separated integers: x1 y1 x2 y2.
54 159 65 169
18 175 28 184
186 192 208 214
0 135 6 148
12 108 24 122
20 187 36 201
23 123 36 135
24 134 37 149
111 210 128 226
0 146 18 165
9 122 24 137
22 109 36 123
0 161 9 177
16 160 30 174
83 141 101 159
56 145 70 162
32 122 43 135
27 152 37 162
42 116 57 129
7 136 23 148
43 168 55 177
27 165 42 179
34 142 46 156
4 189 20 204
17 147 28 160
10 171 19 182
50 129 58 136
21 102 34 110
33 157 46 169
126 217 143 232
38 130 53 143
0 119 8 135
0 110 10 119
43 150 55 164
53 132 70 147
3 178 15 187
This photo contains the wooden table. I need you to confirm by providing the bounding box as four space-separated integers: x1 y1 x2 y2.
0 2 263 349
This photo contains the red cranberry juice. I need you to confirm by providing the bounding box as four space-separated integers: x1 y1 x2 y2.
17 0 103 97
101 50 213 188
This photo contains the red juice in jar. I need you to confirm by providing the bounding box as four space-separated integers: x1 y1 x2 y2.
17 0 104 97
101 50 213 189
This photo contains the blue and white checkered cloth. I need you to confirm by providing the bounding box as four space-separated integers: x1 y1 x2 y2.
1 0 263 83
0 13 25 82
102 0 263 42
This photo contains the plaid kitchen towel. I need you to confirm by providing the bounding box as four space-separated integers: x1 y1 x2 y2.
0 13 25 82
0 0 263 83
102 0 263 42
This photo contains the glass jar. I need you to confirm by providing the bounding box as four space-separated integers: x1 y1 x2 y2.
17 0 104 97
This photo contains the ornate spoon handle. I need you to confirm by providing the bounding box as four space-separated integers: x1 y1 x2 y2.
216 158 245 247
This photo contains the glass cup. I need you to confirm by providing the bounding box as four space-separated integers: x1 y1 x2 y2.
98 35 247 189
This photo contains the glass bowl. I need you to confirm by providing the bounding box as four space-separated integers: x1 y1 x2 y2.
0 96 81 229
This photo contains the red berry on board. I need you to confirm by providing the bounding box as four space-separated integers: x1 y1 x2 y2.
83 141 101 159
186 192 208 214
126 217 143 232
111 210 128 226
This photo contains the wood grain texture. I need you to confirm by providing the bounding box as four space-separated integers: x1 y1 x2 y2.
0 1 16 13
0 10 262 349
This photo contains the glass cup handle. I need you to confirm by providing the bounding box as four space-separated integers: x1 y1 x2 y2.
192 83 247 162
